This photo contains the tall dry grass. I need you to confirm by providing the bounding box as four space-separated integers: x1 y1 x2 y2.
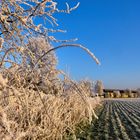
0 37 101 139
0 74 100 140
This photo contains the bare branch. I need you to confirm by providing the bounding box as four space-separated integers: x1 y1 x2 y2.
33 44 100 70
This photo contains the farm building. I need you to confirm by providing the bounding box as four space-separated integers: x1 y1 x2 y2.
103 89 139 98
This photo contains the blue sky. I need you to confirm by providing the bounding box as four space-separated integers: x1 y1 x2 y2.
53 0 140 89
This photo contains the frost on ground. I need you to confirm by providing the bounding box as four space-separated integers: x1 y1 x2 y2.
92 98 140 140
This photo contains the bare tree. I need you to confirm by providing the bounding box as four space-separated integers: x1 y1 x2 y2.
0 0 80 66
113 91 121 98
0 0 100 92
137 88 140 97
126 89 133 98
95 80 104 96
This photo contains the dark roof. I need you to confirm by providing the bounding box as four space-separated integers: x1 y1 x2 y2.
103 89 137 93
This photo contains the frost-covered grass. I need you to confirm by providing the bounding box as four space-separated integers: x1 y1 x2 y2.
0 74 101 140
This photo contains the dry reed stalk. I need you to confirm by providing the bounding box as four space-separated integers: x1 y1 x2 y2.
0 73 101 140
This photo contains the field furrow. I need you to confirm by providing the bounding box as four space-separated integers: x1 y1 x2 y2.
118 102 140 126
110 102 125 140
114 101 140 140
92 99 140 140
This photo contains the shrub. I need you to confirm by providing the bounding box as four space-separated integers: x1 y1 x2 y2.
0 74 100 139
0 1 101 139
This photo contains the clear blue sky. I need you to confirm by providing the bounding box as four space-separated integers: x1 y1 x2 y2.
52 0 140 89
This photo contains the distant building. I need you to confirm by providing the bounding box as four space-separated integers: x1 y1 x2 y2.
103 88 138 98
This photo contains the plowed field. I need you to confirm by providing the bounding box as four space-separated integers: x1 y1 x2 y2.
92 99 140 140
